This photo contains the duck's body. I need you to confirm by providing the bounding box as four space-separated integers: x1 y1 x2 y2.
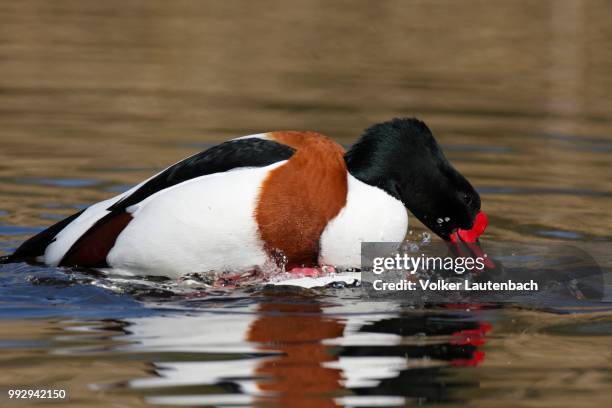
5 118 484 278
7 131 408 277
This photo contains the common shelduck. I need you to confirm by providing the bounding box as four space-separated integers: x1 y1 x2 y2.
3 118 487 278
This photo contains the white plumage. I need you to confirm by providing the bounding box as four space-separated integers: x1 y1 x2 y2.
319 174 408 268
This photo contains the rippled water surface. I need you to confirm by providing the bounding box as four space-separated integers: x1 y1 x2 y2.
1 1 612 406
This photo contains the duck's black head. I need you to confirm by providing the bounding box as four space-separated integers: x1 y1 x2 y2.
345 118 481 241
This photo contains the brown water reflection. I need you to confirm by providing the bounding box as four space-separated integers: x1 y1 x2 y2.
248 302 344 407
1 0 612 407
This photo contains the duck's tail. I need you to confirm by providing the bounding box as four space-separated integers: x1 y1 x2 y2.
0 254 13 264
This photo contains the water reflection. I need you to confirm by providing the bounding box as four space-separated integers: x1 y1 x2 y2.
248 302 344 406
109 299 491 406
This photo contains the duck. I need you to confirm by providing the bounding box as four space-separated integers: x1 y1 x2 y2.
3 118 486 278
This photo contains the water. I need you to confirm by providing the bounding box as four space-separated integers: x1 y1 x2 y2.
1 0 612 406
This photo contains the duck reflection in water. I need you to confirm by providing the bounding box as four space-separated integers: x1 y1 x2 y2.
118 296 491 406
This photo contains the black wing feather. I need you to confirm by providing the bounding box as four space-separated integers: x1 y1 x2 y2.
109 138 295 211
4 210 84 263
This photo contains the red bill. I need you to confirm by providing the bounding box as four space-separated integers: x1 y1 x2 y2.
449 212 495 269
450 211 488 244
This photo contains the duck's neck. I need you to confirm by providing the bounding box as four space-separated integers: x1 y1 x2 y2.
344 143 402 202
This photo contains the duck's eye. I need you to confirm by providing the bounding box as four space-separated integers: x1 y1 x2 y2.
463 193 473 205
